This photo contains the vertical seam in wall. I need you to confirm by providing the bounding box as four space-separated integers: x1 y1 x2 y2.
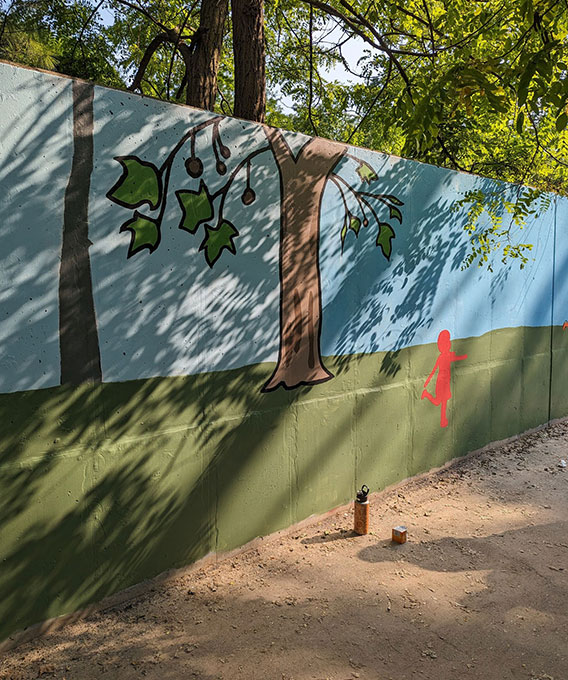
548 197 557 423
292 398 299 522
407 353 415 479
353 356 359 493
214 460 220 556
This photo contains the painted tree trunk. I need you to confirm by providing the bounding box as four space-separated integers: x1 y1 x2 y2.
59 80 102 385
262 129 345 391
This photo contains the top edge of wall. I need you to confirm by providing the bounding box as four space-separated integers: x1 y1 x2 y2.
0 58 560 199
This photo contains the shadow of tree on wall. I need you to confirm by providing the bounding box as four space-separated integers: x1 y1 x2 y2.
0 67 564 643
320 166 514 382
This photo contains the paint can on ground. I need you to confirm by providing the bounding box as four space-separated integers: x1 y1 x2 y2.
354 484 370 535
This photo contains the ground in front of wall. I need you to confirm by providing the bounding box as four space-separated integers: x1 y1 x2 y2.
2 422 568 680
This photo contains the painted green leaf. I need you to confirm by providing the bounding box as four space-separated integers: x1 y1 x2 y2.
356 160 378 183
199 221 239 267
389 205 403 223
176 181 214 234
382 194 404 206
340 218 348 250
376 223 395 260
349 215 361 236
120 212 160 258
107 156 162 210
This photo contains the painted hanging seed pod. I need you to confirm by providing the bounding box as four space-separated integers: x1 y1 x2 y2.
185 157 203 178
241 159 256 205
185 132 203 178
242 188 256 205
218 140 231 159
212 122 228 174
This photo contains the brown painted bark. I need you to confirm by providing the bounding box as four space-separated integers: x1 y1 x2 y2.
262 129 346 391
59 80 102 385
232 0 266 122
186 0 229 109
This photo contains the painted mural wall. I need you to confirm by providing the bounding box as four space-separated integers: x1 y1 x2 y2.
2 60 568 643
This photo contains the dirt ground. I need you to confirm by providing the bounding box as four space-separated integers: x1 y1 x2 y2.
2 422 568 680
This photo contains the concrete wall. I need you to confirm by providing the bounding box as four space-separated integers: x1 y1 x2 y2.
1 61 568 642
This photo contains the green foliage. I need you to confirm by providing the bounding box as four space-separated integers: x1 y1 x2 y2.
0 0 122 85
341 0 568 187
334 158 403 259
8 0 568 271
340 212 362 248
452 187 550 270
277 0 568 269
104 0 201 102
0 27 58 70
388 204 402 223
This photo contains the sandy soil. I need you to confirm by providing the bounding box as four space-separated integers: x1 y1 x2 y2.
2 421 568 680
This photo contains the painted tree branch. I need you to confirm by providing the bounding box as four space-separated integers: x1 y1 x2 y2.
154 117 224 225
211 146 271 215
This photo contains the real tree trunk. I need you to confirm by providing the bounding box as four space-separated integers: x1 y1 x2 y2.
262 129 345 391
186 0 229 109
59 80 102 385
232 0 266 122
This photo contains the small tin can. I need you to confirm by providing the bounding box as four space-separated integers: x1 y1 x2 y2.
392 525 407 544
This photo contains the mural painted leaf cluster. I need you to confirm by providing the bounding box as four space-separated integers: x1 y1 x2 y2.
334 155 404 261
106 119 405 392
107 117 266 268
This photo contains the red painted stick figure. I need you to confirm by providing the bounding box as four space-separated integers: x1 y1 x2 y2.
421 330 467 428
